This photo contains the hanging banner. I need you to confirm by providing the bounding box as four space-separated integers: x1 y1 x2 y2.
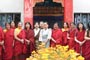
64 0 73 24
24 0 33 26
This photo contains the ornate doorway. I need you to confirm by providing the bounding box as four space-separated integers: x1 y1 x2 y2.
33 0 64 28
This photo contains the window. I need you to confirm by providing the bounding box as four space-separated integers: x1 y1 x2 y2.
0 13 21 28
74 13 90 28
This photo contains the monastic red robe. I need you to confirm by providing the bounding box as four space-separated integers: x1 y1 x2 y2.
74 30 85 54
0 27 4 56
68 28 76 49
14 29 26 56
83 40 90 60
24 29 35 54
4 28 14 60
62 28 69 46
51 29 62 47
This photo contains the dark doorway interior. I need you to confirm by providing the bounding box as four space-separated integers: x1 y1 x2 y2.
33 0 64 28
34 16 63 28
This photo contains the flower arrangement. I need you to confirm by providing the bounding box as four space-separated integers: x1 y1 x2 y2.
26 43 84 60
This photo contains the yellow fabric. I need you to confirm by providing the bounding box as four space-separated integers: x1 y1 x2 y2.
3 29 7 33
14 28 21 36
62 28 69 32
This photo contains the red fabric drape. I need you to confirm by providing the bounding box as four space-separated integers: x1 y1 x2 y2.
24 0 33 26
64 0 73 24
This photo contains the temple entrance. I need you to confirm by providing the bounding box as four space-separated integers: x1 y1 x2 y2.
33 0 64 28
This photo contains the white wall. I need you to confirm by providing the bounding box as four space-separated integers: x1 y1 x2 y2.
73 0 90 13
0 0 24 22
0 0 23 13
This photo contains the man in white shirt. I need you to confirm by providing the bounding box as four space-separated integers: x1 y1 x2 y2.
39 22 52 48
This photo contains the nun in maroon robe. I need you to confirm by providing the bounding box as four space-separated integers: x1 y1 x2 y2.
10 21 16 29
68 22 76 49
24 22 35 57
0 26 4 60
83 23 90 60
14 22 25 60
10 21 16 48
51 23 62 47
62 22 69 46
74 23 86 55
4 23 14 60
